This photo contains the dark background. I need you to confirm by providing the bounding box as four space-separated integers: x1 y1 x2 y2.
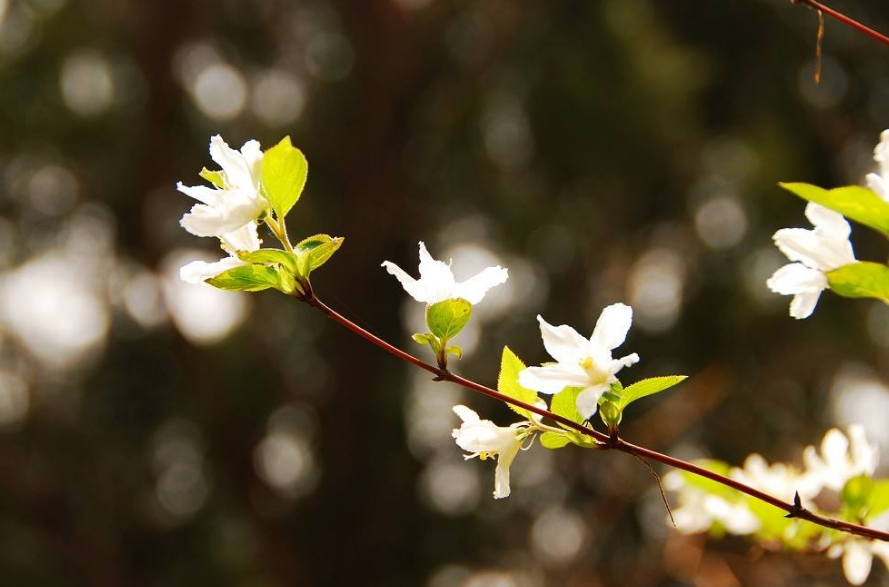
1 0 889 585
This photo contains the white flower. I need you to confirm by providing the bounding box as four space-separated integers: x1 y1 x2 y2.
802 425 879 494
866 129 889 202
767 202 856 319
829 536 889 586
381 242 508 305
180 221 261 284
451 405 527 499
518 303 639 419
730 454 814 503
664 471 760 535
178 135 266 238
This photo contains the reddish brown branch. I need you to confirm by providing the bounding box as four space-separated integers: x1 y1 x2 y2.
303 293 889 543
792 0 889 47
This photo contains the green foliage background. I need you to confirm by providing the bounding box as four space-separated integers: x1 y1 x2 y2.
1 0 889 585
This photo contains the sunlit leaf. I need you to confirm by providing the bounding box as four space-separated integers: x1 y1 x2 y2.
200 167 224 188
207 264 286 293
497 346 540 419
827 262 889 301
779 182 889 236
540 432 571 449
614 376 687 411
426 298 472 340
261 136 308 219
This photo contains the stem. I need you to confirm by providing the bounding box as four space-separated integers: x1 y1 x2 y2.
303 293 889 542
791 0 889 47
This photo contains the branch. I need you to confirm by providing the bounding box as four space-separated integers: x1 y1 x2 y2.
791 0 889 47
303 293 889 543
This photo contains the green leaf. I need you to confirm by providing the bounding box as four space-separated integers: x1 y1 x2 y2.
426 298 472 340
540 432 571 449
826 262 889 301
598 400 622 430
207 265 285 292
614 376 687 411
867 480 889 519
412 333 441 353
261 136 308 219
779 182 889 237
550 387 585 430
497 347 540 419
200 167 225 188
445 345 463 359
238 248 299 274
295 234 344 273
841 474 874 517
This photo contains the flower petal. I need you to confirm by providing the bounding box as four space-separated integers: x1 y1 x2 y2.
209 135 255 190
576 384 609 419
613 352 640 374
866 173 889 202
454 266 508 304
518 364 589 394
773 228 854 271
536 315 589 364
590 303 633 351
381 261 428 302
177 182 224 208
806 202 851 241
767 263 827 295
493 436 522 499
180 256 245 284
221 222 261 253
452 405 480 425
843 541 874 586
417 242 455 304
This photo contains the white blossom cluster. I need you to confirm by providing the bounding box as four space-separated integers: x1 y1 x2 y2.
666 425 889 585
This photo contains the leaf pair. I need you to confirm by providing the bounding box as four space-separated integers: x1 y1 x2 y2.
412 298 473 367
208 234 343 294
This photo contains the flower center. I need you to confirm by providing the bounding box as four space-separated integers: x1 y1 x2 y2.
579 355 609 384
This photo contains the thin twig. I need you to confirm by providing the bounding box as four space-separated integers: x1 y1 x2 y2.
303 293 889 542
630 451 675 527
791 0 889 48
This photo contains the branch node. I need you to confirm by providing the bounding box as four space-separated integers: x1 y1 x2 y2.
785 491 805 518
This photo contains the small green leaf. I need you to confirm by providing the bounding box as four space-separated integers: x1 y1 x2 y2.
867 479 889 519
827 262 889 301
238 249 299 274
411 332 441 353
841 474 874 517
598 400 622 430
779 182 889 237
550 387 585 430
207 265 284 292
200 167 225 188
497 347 540 419
614 376 687 411
295 234 344 272
540 432 571 449
445 345 463 359
426 298 472 340
261 136 308 220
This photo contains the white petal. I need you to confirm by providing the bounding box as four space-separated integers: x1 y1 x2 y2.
180 256 244 284
417 242 455 303
209 135 255 190
806 203 851 241
536 315 589 364
613 352 640 373
454 266 508 304
843 541 874 586
848 425 879 476
239 139 263 188
875 129 889 173
866 173 889 202
381 261 428 302
767 263 827 295
452 405 480 425
576 384 609 419
221 222 261 253
590 303 633 351
821 428 850 469
177 182 224 208
493 437 522 499
789 290 823 319
872 540 889 568
180 204 228 237
518 364 590 394
773 228 854 271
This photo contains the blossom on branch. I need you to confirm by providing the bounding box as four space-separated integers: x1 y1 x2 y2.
180 222 262 284
518 303 639 419
866 129 889 202
381 242 508 305
451 405 528 499
802 425 879 494
829 535 889 586
767 202 856 319
178 135 267 238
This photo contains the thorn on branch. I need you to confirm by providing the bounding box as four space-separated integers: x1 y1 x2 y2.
784 491 804 518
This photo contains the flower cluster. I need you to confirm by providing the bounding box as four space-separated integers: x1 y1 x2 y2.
666 425 888 585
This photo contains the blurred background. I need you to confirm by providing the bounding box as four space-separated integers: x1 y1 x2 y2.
2 0 889 585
